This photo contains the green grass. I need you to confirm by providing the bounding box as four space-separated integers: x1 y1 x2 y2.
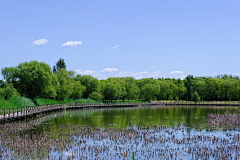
0 96 146 114
0 96 103 114
34 97 102 106
0 95 35 114
104 99 149 103
62 98 101 104
33 98 61 105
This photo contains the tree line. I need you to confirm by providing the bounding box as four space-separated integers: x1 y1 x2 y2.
1 59 240 102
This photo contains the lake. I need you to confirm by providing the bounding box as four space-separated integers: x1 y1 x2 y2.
0 105 240 159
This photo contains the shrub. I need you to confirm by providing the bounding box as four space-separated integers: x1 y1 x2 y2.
89 92 103 100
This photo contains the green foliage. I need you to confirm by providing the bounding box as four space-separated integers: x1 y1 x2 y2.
102 82 119 101
185 75 194 100
63 98 99 104
34 98 61 105
127 85 140 100
131 152 135 160
0 80 6 88
8 95 36 107
70 80 86 99
34 97 98 105
77 75 100 98
192 91 201 103
2 61 53 99
53 58 66 73
0 88 6 99
141 83 160 101
55 68 74 101
0 95 36 112
2 60 240 102
89 92 103 100
0 96 100 113
0 83 18 99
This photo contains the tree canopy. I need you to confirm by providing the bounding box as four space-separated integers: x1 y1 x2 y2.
1 60 240 102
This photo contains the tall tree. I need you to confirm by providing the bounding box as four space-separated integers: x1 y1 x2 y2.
2 61 53 99
192 91 201 104
53 58 66 73
54 68 74 101
141 84 160 101
76 75 100 98
102 82 119 102
185 75 194 100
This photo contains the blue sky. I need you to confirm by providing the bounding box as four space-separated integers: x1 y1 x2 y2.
0 0 239 80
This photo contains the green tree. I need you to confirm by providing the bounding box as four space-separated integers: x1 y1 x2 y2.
141 84 160 101
89 92 103 100
77 75 100 98
127 85 140 100
3 83 18 99
39 73 59 99
158 80 170 100
107 77 128 101
70 80 86 99
2 61 53 99
176 83 187 100
185 75 194 100
53 58 66 73
192 91 201 104
0 80 6 88
102 82 119 102
55 68 74 101
193 78 206 101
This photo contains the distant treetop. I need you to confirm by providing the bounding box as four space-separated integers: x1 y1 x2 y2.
53 58 66 73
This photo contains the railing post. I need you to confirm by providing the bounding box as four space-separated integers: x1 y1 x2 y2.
8 108 10 118
3 108 5 119
13 108 15 117
17 107 19 117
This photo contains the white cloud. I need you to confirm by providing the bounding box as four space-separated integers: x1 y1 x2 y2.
110 45 119 49
139 71 148 74
153 71 161 74
170 71 183 74
148 71 161 78
100 68 118 73
115 71 150 79
62 41 82 47
75 69 162 80
32 38 48 45
75 69 98 75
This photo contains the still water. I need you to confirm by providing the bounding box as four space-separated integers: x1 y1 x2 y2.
0 105 240 160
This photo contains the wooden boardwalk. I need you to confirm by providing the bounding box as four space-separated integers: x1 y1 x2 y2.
1 101 239 123
162 101 240 106
0 102 160 122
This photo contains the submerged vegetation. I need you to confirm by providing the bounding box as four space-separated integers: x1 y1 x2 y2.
0 106 239 159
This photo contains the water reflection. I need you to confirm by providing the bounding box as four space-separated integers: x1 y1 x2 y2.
0 105 239 159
